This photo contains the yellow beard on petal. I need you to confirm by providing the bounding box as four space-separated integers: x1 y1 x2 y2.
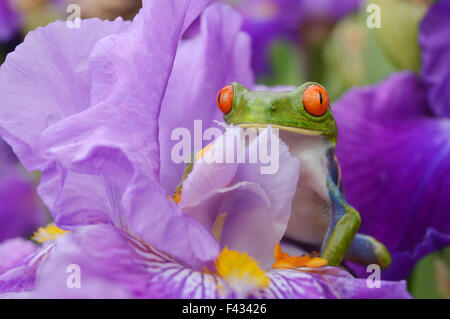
31 223 70 243
215 247 269 296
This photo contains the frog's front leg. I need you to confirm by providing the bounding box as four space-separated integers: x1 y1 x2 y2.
320 176 361 266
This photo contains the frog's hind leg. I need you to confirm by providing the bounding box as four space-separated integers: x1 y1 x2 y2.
319 176 361 266
345 233 391 269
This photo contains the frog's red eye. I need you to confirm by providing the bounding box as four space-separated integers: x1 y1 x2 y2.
302 84 329 116
217 85 234 114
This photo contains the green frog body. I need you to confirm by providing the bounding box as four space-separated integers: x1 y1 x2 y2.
178 82 391 268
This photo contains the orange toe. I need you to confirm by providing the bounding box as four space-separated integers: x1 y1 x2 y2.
305 257 328 268
273 242 328 269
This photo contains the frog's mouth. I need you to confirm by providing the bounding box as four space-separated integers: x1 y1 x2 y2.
235 123 327 137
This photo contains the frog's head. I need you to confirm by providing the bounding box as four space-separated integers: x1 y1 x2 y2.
216 82 337 144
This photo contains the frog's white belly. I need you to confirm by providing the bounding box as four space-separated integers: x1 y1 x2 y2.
279 130 333 246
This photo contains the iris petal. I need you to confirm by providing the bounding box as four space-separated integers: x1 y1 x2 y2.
333 72 450 279
266 267 411 299
420 0 450 118
159 3 254 193
0 0 221 268
180 127 300 268
3 224 409 299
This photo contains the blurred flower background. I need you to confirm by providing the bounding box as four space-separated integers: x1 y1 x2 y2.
0 0 449 298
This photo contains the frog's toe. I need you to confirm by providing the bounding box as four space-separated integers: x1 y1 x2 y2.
345 233 392 269
273 244 328 269
373 240 392 270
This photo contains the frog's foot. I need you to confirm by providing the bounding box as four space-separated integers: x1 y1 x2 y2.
272 243 328 269
345 233 392 270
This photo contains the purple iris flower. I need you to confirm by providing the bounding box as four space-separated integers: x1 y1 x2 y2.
0 140 47 242
0 0 20 42
1 224 410 299
0 0 410 298
225 0 361 74
333 0 450 280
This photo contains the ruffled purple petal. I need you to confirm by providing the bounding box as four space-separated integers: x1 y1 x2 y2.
180 127 300 267
1 17 129 225
420 0 450 118
333 72 450 279
1 1 218 266
0 18 130 171
0 0 219 264
159 3 254 193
